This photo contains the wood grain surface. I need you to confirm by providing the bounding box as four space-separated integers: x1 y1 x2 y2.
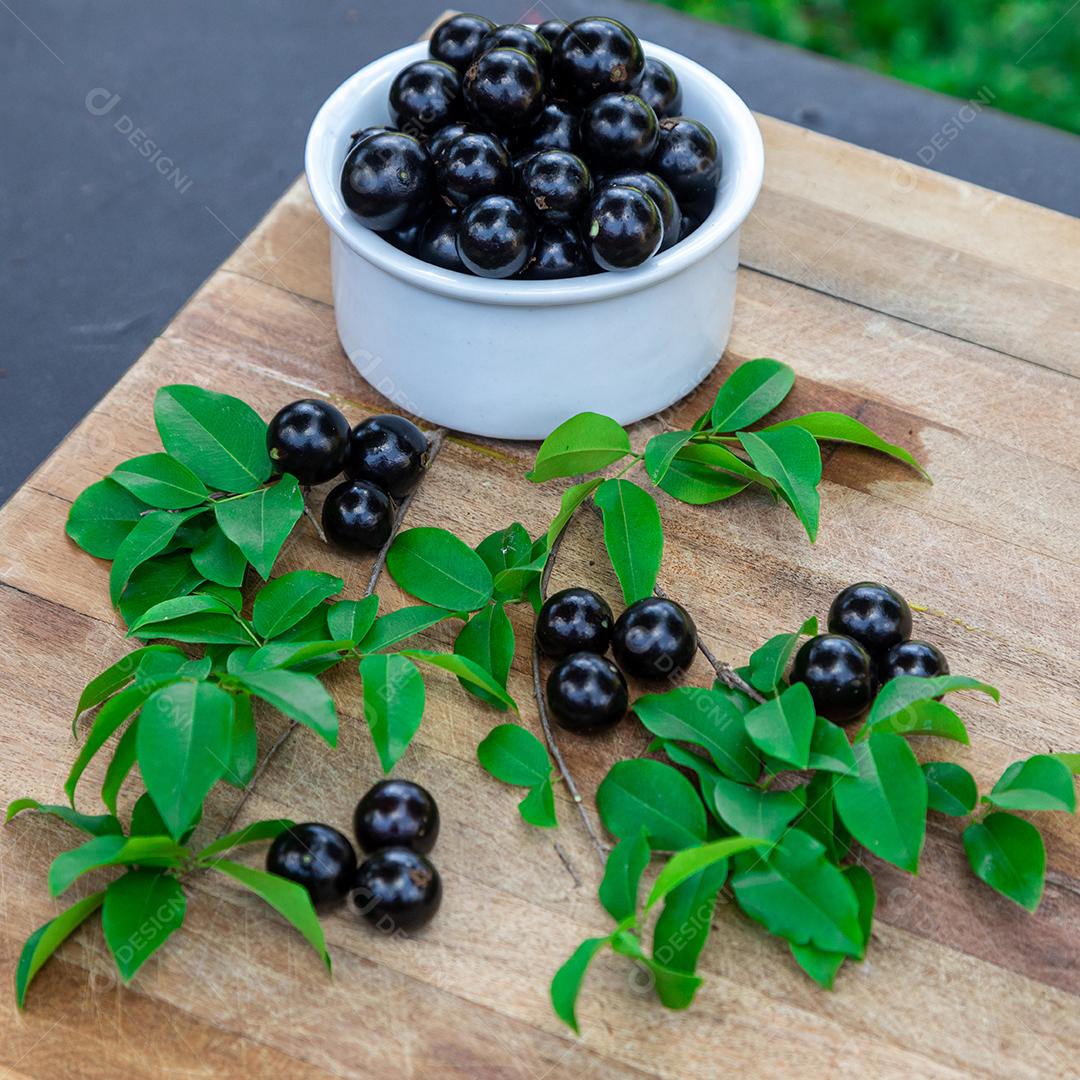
2 30 1079 1079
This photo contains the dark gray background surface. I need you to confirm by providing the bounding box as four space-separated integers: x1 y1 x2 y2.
2 0 1077 501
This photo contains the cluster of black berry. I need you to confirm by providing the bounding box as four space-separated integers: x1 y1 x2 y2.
266 400 428 549
340 15 721 278
267 779 442 931
792 582 950 722
536 588 698 732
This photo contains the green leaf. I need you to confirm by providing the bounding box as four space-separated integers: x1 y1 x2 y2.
651 859 729 974
212 859 331 971
74 645 184 726
789 940 845 990
154 385 271 493
359 653 426 772
226 693 257 787
1053 752 1080 774
252 571 343 639
731 829 863 956
923 762 978 816
66 479 149 558
643 431 695 484
551 936 610 1033
234 669 338 746
964 812 1046 912
214 475 304 579
197 583 243 611
864 697 969 743
118 553 204 627
190 521 247 587
327 595 380 643
127 594 255 645
673 441 776 487
476 723 551 787
599 830 651 922
795 770 848 863
109 507 205 605
454 602 515 706
130 791 183 838
807 714 858 776
110 453 210 510
475 523 533 578
527 412 631 482
399 650 516 712
737 428 822 541
237 639 351 674
655 455 750 505
137 681 234 838
764 411 929 480
15 891 106 1008
6 798 122 837
271 602 330 643
709 358 795 431
597 759 707 850
491 550 548 603
632 687 759 782
102 869 186 982
834 732 927 873
743 683 816 769
988 755 1077 813
358 604 460 653
517 778 557 828
196 818 295 861
545 477 604 547
866 675 999 728
386 528 493 611
749 618 817 693
594 479 663 604
645 836 764 915
709 779 804 843
789 864 875 987
101 721 139 815
48 834 188 896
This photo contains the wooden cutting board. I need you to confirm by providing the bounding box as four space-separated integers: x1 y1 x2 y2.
2 30 1079 1078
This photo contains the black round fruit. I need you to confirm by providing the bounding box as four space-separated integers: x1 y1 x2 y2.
880 640 949 683
351 847 442 932
266 399 350 486
340 131 433 231
520 150 592 218
536 19 568 47
611 596 697 680
536 587 614 657
322 479 394 551
522 221 592 279
828 582 913 659
346 414 429 499
437 131 512 208
638 57 682 117
519 100 579 153
679 206 704 241
349 125 395 150
418 208 467 272
427 121 478 164
585 184 662 271
791 633 874 723
388 59 462 138
463 47 545 132
266 823 357 913
551 17 645 102
457 194 534 278
580 93 659 169
546 652 628 733
428 12 495 72
379 218 424 255
602 170 681 251
651 117 721 209
477 24 551 70
354 779 440 855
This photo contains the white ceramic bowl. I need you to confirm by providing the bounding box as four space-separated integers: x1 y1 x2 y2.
305 37 764 439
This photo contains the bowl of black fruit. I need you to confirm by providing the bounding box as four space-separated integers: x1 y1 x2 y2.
305 14 763 439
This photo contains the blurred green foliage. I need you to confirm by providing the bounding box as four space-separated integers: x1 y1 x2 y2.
654 0 1080 134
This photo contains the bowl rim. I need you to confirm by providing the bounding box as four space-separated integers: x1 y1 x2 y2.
305 36 764 307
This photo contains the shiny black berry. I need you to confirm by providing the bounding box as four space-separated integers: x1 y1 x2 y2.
457 194 534 278
351 847 442 932
828 582 913 659
602 170 681 251
791 634 874 723
546 652 628 732
586 184 662 271
418 208 467 272
346 414 429 499
536 19 568 47
880 640 949 684
266 399 350 486
477 24 551 71
379 218 424 255
428 12 495 73
437 131 512 208
679 206 705 241
354 779 440 855
581 93 659 169
349 125 395 150
340 131 433 231
518 100 579 154
638 57 682 117
388 59 462 139
651 117 721 211
522 221 592 279
520 150 592 218
463 47 545 132
427 120 478 164
551 17 645 102
322 479 393 551
266 822 357 912
536 587 614 657
612 597 697 680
